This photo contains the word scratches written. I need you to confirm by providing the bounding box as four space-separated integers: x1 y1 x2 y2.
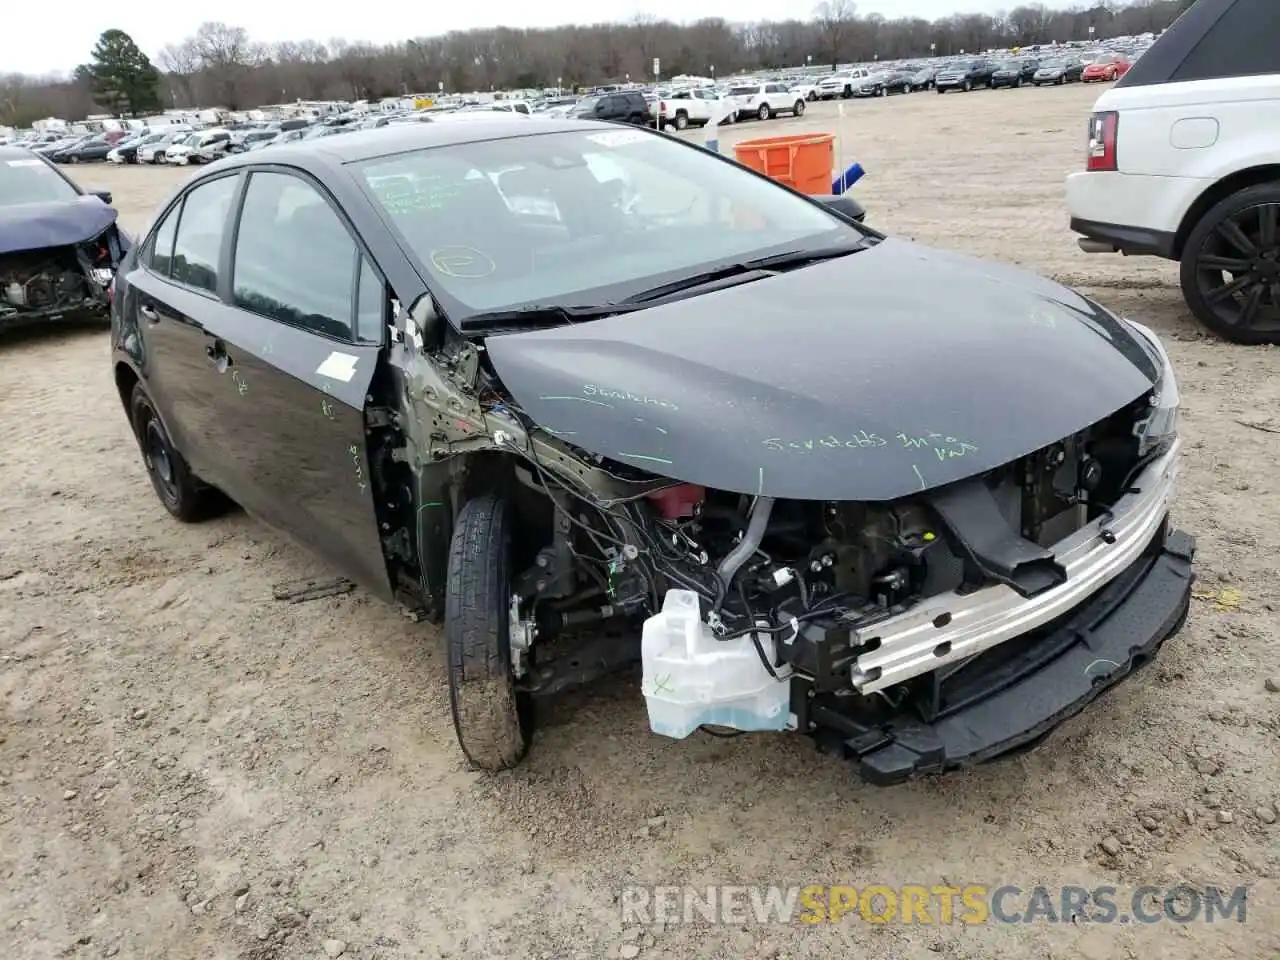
348 443 367 495
763 432 980 461
321 398 337 421
231 369 248 396
764 431 885 452
897 432 980 461
582 384 679 411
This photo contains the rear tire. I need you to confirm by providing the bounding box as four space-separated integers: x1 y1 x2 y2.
445 494 534 771
674 111 689 130
129 384 227 522
757 103 771 121
1178 182 1280 346
793 99 805 116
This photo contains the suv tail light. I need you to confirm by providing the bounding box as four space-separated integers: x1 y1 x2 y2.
1086 110 1118 172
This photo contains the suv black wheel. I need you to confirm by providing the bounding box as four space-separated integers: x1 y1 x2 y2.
793 99 806 116
129 384 227 522
1179 183 1280 345
445 494 534 771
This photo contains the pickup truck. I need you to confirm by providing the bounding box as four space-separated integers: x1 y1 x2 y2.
655 88 731 130
817 69 871 99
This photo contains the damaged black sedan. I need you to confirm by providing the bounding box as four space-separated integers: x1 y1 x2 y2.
109 119 1194 784
0 146 127 332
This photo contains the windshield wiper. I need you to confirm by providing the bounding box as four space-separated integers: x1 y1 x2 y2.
620 240 869 305
462 303 643 329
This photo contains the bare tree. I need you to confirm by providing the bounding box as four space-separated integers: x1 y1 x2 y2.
157 40 199 106
814 0 857 67
191 21 253 108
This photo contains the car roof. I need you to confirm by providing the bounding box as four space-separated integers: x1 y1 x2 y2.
210 116 609 168
0 145 42 162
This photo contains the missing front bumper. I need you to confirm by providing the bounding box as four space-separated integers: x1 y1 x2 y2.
794 523 1195 785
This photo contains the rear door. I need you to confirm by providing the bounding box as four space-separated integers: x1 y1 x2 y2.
127 171 243 490
205 167 393 597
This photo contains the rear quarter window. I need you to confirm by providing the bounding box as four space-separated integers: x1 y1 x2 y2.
1120 0 1278 86
1171 0 1278 83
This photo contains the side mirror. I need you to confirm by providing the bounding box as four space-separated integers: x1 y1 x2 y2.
91 190 113 205
812 194 866 223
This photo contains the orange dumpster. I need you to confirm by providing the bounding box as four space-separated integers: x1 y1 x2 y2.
733 133 835 195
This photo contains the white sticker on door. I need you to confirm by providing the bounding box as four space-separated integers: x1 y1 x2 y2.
315 351 359 383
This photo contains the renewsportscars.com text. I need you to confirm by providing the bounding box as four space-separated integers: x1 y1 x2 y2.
620 884 1250 926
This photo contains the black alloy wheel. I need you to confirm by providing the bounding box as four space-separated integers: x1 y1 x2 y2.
1181 185 1280 344
128 384 226 521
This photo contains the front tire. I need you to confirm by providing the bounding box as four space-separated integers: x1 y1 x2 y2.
129 384 226 522
793 99 805 116
1178 182 1280 345
445 494 534 771
962 80 972 92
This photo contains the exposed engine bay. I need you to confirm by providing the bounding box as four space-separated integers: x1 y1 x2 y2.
0 234 121 326
379 309 1173 768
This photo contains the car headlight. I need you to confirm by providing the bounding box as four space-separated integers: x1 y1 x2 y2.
1124 319 1179 458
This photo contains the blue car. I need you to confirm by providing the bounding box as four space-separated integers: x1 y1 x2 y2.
0 146 130 332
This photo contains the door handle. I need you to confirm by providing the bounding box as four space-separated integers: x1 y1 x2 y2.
139 304 159 322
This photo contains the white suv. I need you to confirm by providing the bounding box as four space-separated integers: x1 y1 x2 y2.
725 82 807 122
1066 0 1280 344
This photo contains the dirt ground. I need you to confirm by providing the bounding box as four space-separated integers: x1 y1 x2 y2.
3 84 1279 960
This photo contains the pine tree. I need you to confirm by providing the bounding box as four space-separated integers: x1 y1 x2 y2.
83 29 162 116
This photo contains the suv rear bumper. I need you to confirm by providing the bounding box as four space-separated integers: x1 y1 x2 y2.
1066 170 1210 258
1070 217 1177 258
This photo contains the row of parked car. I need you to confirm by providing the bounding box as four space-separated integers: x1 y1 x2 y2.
803 50 1136 100
587 49 1143 132
18 116 393 167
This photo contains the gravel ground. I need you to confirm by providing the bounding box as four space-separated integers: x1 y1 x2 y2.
2 84 1279 960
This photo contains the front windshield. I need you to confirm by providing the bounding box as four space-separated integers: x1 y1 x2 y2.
0 156 79 206
997 61 1020 70
356 127 859 321
1039 60 1065 69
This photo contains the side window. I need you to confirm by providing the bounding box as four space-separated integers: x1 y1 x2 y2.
147 203 181 277
170 175 238 293
355 257 385 345
1171 0 1277 82
232 171 358 341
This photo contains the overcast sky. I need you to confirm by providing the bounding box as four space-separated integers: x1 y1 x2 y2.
14 0 1084 76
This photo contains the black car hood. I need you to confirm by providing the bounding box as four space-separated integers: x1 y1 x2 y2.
0 196 118 255
484 238 1159 502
